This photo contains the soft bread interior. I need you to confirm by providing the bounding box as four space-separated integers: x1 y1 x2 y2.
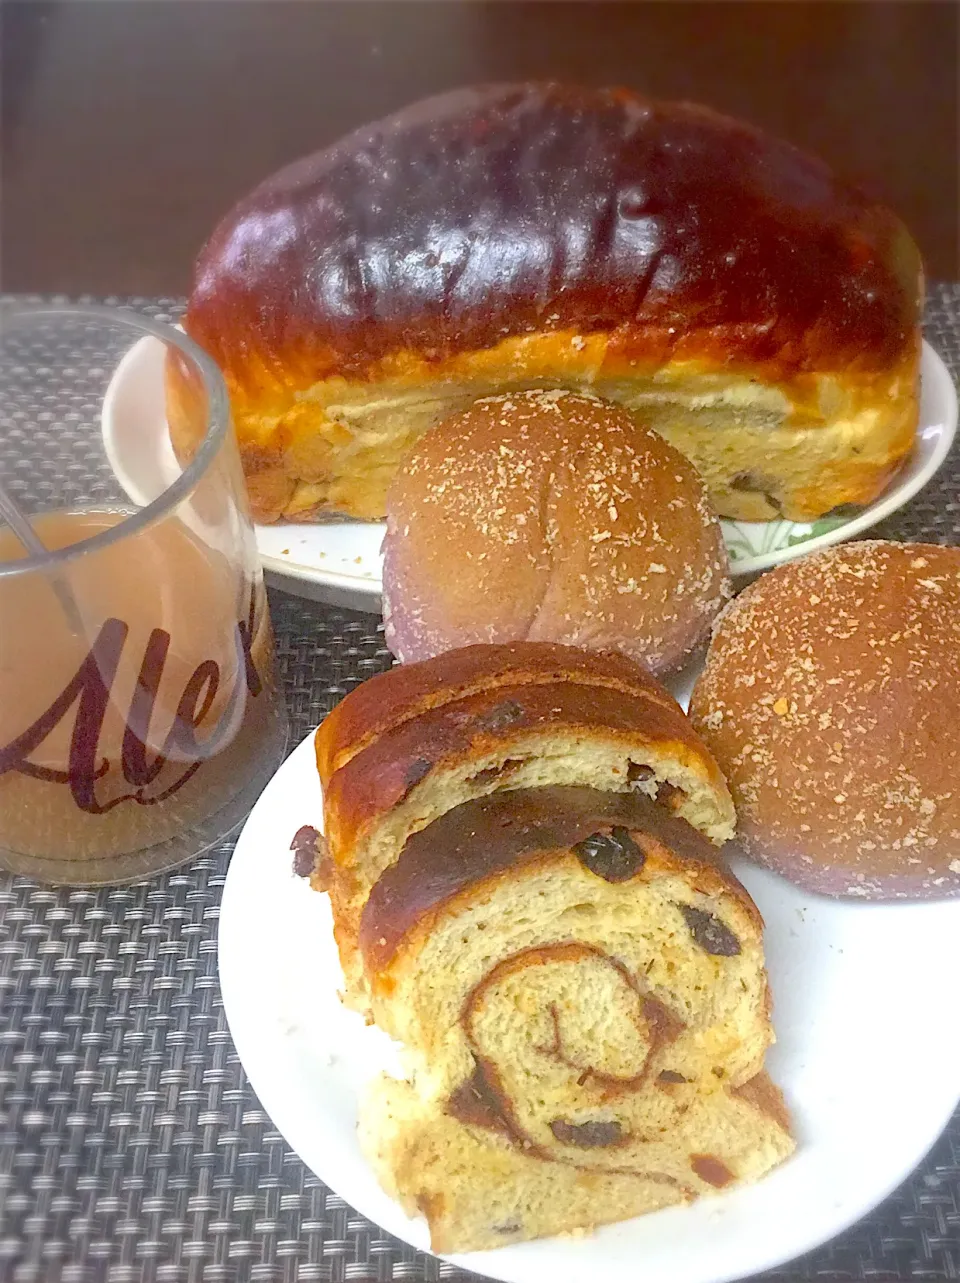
361 1071 794 1253
323 734 735 1006
238 358 916 523
370 852 770 1095
358 833 793 1252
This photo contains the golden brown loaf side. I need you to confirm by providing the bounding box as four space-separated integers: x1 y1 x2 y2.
689 541 960 899
171 84 922 525
381 390 731 672
356 785 794 1251
312 643 735 1004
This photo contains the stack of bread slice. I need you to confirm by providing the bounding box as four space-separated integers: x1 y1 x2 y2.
310 642 794 1252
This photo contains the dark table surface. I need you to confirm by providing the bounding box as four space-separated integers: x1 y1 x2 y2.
2 0 958 296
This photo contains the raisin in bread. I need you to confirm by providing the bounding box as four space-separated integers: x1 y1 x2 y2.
313 644 735 1006
357 786 794 1252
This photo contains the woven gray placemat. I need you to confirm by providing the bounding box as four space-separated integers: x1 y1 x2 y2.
1 289 958 1282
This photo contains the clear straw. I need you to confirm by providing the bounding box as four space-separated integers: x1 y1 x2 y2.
0 478 84 634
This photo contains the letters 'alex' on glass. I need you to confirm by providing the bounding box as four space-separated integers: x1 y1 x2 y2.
0 305 289 884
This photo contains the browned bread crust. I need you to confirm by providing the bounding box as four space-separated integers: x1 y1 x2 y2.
313 642 735 1007
359 785 761 981
731 1070 793 1137
315 640 676 785
186 84 915 382
175 83 921 524
690 540 960 899
321 679 724 859
356 783 792 1250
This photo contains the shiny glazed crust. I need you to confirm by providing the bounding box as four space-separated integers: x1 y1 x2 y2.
313 643 735 1008
358 785 762 979
320 678 731 860
317 674 735 1005
689 541 960 899
314 640 677 785
172 83 923 523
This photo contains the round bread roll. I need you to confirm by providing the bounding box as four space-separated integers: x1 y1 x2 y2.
689 540 960 900
381 390 731 675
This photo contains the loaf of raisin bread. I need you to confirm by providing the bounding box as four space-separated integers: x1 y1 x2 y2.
312 644 735 1005
357 786 794 1252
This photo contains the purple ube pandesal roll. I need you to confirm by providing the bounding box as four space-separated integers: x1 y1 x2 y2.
381 389 732 675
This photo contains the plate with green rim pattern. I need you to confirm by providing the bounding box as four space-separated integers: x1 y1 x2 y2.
719 341 956 576
104 339 955 605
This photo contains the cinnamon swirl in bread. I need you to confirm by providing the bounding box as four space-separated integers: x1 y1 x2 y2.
357 786 794 1251
313 643 735 1005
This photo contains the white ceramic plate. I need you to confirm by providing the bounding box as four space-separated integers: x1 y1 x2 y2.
104 338 956 606
218 727 960 1283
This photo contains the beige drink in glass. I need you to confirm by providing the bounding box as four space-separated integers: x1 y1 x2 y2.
0 306 288 884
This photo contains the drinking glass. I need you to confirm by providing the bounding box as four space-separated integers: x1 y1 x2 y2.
0 304 289 884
